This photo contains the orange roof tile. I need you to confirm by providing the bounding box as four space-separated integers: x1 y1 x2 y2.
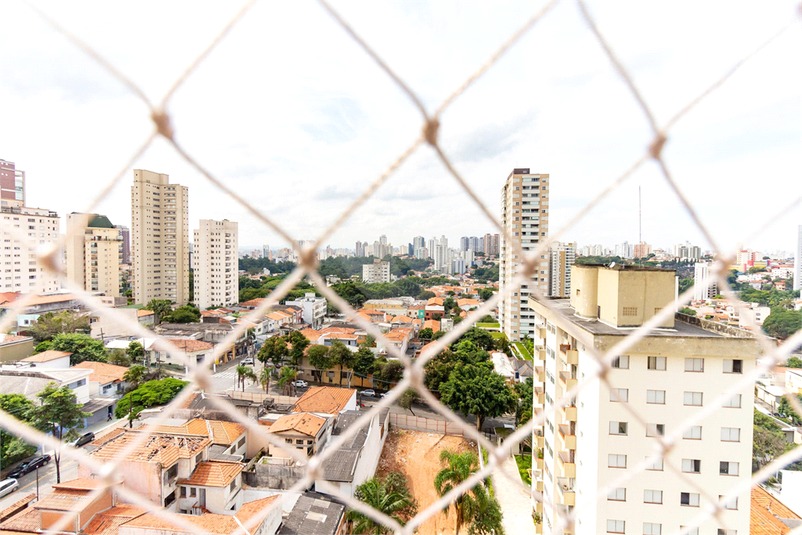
292 386 355 414
72 361 128 384
298 328 320 342
162 338 214 353
152 419 245 446
82 505 147 535
391 315 413 323
178 461 243 487
18 294 79 307
269 413 326 437
21 350 71 363
383 331 409 342
34 489 95 512
0 292 21 306
89 429 210 467
752 486 800 531
51 478 105 491
0 506 39 533
0 334 31 345
137 309 154 317
235 495 280 526
0 494 35 524
423 320 440 331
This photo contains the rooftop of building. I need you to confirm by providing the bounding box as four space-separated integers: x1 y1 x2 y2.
72 361 128 384
292 386 355 414
177 460 243 487
278 491 346 535
270 412 327 437
20 350 71 363
750 485 800 534
149 418 245 445
89 429 210 466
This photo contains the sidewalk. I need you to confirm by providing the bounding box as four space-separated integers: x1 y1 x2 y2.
491 455 535 535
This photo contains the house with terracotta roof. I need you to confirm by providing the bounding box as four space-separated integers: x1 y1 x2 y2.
147 338 215 369
377 329 412 355
149 418 248 459
72 361 129 398
0 294 84 333
292 386 357 415
176 460 244 515
751 485 800 534
0 333 33 365
82 504 148 535
82 429 212 510
20 350 72 368
457 298 481 311
267 412 331 458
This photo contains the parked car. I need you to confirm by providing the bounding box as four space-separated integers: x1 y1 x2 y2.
8 454 51 479
242 357 254 365
291 380 308 388
361 389 377 397
74 432 95 448
0 479 18 499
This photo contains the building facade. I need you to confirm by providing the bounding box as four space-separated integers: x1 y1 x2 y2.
500 168 550 341
0 205 60 293
549 242 576 298
116 225 131 264
362 260 390 283
693 262 718 301
66 213 123 296
285 292 327 329
528 264 757 535
131 169 190 305
193 219 238 309
0 158 25 207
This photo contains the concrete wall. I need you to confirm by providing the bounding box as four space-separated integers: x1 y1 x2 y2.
0 337 33 364
246 459 308 490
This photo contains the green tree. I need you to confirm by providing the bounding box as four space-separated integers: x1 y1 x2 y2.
434 450 480 535
379 360 405 386
466 484 504 535
49 333 107 365
399 388 419 416
454 327 495 351
347 472 417 534
329 341 356 386
29 383 91 483
115 378 188 418
0 394 36 470
514 377 534 426
308 345 332 383
417 290 436 301
27 311 90 342
127 341 144 364
763 309 802 340
479 315 495 323
258 336 289 367
287 331 310 366
678 307 696 316
145 299 173 324
440 360 517 431
259 367 272 393
107 349 131 367
418 328 434 341
678 278 694 295
353 346 376 378
123 365 148 391
277 367 297 395
787 357 802 369
754 425 789 470
162 305 201 324
236 365 257 391
478 288 494 301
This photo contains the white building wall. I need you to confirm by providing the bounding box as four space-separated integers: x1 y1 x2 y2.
193 219 238 309
0 207 60 293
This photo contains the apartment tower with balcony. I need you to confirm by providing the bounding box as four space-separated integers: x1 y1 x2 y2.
131 169 189 305
500 169 550 341
66 213 123 296
527 264 757 535
193 219 238 309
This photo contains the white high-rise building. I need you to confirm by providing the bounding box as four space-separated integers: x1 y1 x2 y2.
66 213 122 297
362 260 390 283
528 264 757 534
500 169 549 341
693 262 718 301
549 241 576 298
193 219 238 309
131 169 190 305
0 205 60 293
795 225 801 291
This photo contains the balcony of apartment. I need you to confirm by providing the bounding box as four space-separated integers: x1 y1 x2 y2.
557 451 576 478
559 344 578 365
534 387 545 405
534 346 546 361
556 478 576 506
559 404 577 422
558 371 577 391
558 424 576 450
534 366 545 382
533 428 544 449
536 326 546 340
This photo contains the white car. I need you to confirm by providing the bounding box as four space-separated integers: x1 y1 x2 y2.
242 357 254 365
291 380 308 388
361 389 377 397
0 479 18 499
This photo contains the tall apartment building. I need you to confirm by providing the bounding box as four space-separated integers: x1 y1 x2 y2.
483 233 500 256
528 264 757 535
693 262 718 301
193 219 238 309
549 242 576 298
0 159 26 207
362 260 390 283
633 242 652 258
66 213 123 296
500 168 549 341
0 205 60 293
131 169 189 305
795 225 801 291
115 225 131 264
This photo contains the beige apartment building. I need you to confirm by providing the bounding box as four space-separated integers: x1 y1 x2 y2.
549 241 576 298
528 264 757 535
193 219 238 309
500 168 549 341
0 205 60 293
66 213 122 296
131 170 189 305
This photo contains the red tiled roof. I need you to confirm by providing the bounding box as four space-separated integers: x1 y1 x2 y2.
177 461 243 487
21 350 71 363
292 386 355 414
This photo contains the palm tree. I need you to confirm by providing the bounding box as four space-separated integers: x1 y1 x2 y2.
434 450 479 535
276 367 297 396
347 472 417 534
259 367 271 393
246 328 256 355
235 365 256 391
123 365 147 392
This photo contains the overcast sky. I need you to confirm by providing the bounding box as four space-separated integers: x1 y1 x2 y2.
1 1 799 256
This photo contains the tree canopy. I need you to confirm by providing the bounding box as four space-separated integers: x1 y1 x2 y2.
48 333 107 365
162 305 201 324
115 378 188 418
27 311 89 342
348 472 417 534
763 308 802 340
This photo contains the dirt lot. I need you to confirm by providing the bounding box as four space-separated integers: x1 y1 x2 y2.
377 428 475 535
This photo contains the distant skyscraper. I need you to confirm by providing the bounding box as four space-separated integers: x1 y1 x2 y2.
131 169 190 305
262 244 270 259
0 206 60 293
0 158 25 207
413 236 425 251
355 241 363 257
549 242 576 298
694 262 718 301
795 225 801 291
115 225 131 264
194 219 238 309
362 260 390 283
460 237 469 252
379 234 387 245
633 241 652 259
67 213 122 297
500 169 549 341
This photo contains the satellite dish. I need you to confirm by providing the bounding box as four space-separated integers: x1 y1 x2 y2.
609 262 616 269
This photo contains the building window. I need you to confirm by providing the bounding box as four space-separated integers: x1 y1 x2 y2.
190 487 196 497
683 426 702 440
647 390 665 404
646 457 664 471
643 523 662 535
610 388 628 402
723 359 743 373
180 487 186 497
719 496 738 510
720 461 739 476
685 358 704 372
646 424 665 437
608 454 627 468
684 392 703 406
647 356 666 370
622 307 638 316
609 422 628 436
721 427 741 442
643 490 662 504
717 530 736 535
722 394 742 408
607 520 625 533
608 488 626 501
682 459 701 473
230 480 237 493
681 492 700 507
612 355 629 369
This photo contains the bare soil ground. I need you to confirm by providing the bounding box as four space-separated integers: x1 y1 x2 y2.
377 428 475 535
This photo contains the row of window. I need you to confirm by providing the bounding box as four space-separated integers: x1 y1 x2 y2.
608 423 741 442
607 520 736 534
610 388 742 407
609 455 740 477
609 488 738 508
612 356 743 373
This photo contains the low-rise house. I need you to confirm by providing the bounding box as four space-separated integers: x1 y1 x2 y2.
292 387 357 415
72 361 129 398
147 338 215 368
0 293 83 333
267 412 331 458
0 334 33 365
284 293 327 330
176 460 244 515
150 418 248 460
278 491 345 535
20 350 72 368
457 298 481 311
751 484 800 533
